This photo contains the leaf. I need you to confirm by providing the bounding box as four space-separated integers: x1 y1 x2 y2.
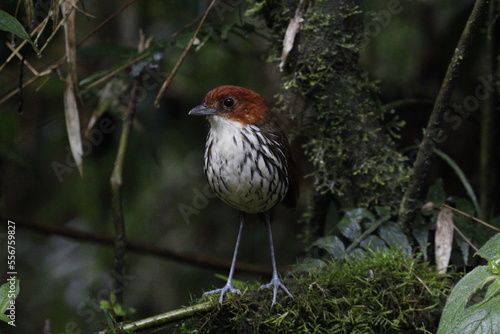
437 265 499 334
110 292 116 304
373 206 391 223
293 258 326 273
63 75 83 177
0 279 20 314
313 236 345 259
435 206 454 274
348 248 366 259
412 214 429 260
483 276 500 304
99 300 111 310
0 283 11 314
454 198 478 265
338 208 373 241
113 304 127 316
427 178 445 207
0 313 9 323
476 233 500 261
452 296 500 334
378 222 411 255
0 10 39 53
359 235 387 252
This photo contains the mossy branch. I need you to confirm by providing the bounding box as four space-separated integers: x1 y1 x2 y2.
98 250 450 333
97 302 216 333
178 250 451 333
398 0 490 225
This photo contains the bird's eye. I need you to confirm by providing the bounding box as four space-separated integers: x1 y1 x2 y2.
223 98 234 108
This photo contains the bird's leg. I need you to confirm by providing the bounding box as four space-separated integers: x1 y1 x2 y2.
203 212 244 304
258 211 293 307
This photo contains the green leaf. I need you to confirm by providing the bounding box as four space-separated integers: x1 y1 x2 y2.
373 206 391 222
0 10 39 53
483 276 500 304
0 283 10 314
359 235 387 252
313 235 345 259
427 178 445 207
338 208 373 241
412 214 429 260
348 247 366 259
113 304 127 316
0 313 9 323
454 198 478 265
437 266 499 334
292 258 326 273
0 279 19 314
99 300 111 310
110 292 116 304
378 222 411 255
476 234 500 261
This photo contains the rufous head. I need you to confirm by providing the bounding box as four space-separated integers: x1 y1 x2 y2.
188 85 271 125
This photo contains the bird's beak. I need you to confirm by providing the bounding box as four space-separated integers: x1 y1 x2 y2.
188 104 219 116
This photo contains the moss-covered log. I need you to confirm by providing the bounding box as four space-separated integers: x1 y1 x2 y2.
179 250 450 334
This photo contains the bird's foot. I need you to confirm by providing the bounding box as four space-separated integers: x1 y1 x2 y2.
203 282 241 304
259 277 293 307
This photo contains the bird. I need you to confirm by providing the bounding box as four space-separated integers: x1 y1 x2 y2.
188 85 298 307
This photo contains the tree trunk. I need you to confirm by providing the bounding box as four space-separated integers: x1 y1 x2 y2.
255 0 410 212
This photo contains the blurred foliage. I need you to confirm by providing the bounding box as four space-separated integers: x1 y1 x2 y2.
0 0 498 333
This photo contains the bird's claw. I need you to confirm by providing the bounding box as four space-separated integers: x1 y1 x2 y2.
203 282 241 304
259 277 293 307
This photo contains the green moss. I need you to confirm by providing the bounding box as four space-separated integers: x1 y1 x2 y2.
249 0 411 210
178 250 451 334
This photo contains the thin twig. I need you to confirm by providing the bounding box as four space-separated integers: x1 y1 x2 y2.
398 0 490 225
0 9 51 74
154 0 217 107
110 76 140 308
0 0 202 107
442 203 500 232
14 218 274 276
401 263 433 295
77 0 139 47
451 221 479 253
82 51 152 90
98 301 216 334
0 58 65 105
39 1 75 55
345 218 387 254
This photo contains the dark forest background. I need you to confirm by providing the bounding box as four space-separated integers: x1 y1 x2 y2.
0 0 499 333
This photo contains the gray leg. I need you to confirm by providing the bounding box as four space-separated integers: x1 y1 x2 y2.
258 211 293 307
